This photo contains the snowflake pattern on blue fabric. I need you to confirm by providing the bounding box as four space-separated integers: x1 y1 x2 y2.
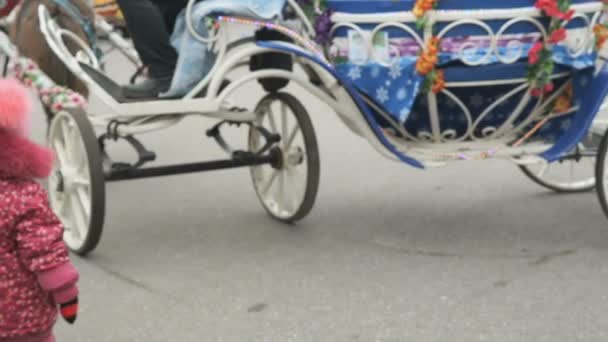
389 62 402 79
336 57 424 123
376 87 389 103
348 66 362 81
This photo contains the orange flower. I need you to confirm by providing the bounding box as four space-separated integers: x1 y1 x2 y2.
554 97 571 113
416 59 434 74
413 5 425 17
417 37 441 76
594 24 608 49
431 70 445 93
421 1 434 10
413 0 437 18
554 83 573 113
425 54 438 64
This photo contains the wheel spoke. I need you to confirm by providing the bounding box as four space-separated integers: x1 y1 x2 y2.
536 163 548 178
62 196 77 236
281 103 288 142
71 173 90 187
62 123 77 163
260 169 280 196
286 168 300 213
69 192 89 241
73 140 87 173
267 105 278 134
75 186 92 219
54 193 67 217
285 125 301 151
278 170 286 212
53 141 70 170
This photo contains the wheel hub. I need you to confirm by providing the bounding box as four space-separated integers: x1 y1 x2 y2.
55 171 65 193
285 147 304 168
269 147 283 170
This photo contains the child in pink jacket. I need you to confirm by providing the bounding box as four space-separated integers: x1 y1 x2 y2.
0 79 79 342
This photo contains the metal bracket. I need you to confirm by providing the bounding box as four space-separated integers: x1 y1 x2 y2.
99 134 157 174
206 120 281 158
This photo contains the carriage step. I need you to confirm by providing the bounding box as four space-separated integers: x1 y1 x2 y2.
100 134 157 175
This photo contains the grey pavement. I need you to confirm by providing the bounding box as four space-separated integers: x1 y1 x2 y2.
27 50 608 342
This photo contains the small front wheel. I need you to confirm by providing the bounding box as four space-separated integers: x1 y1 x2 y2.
520 132 600 193
249 93 320 223
48 109 106 255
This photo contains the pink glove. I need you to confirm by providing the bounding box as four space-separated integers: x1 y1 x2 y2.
37 264 80 324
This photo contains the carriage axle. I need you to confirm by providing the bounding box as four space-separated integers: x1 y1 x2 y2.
104 148 281 182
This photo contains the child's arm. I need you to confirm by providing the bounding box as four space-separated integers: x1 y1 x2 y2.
14 182 79 320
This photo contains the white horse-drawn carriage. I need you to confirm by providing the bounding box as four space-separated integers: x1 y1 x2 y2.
2 0 608 255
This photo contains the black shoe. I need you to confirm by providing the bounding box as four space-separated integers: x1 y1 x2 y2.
122 76 172 99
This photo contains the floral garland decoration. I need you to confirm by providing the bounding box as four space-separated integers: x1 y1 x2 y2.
594 23 608 50
593 1 608 50
413 0 439 30
413 0 444 93
527 0 573 97
415 37 445 93
10 57 87 115
296 0 334 45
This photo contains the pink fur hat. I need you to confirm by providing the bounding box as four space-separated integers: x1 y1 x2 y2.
0 78 32 136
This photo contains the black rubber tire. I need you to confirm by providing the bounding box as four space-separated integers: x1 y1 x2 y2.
49 109 106 256
596 129 608 218
519 163 596 193
250 92 320 223
519 134 601 193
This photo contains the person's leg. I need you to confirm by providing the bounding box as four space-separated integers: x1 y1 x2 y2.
154 0 189 34
116 0 180 98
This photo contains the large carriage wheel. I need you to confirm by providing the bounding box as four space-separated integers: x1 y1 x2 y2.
519 130 600 193
249 93 320 223
596 129 608 218
48 109 105 255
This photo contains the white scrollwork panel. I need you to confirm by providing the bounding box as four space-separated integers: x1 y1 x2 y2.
494 17 547 64
438 89 474 142
436 19 495 66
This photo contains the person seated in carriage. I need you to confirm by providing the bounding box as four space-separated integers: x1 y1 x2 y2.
117 0 288 99
116 0 188 99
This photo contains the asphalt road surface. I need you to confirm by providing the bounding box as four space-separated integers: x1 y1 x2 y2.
26 46 608 342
